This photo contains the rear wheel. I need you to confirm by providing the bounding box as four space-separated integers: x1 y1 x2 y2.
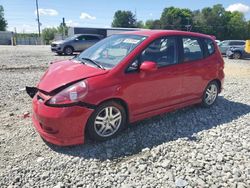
63 46 74 55
201 81 219 107
87 101 126 141
233 52 241 59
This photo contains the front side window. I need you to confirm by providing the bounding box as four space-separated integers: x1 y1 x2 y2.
77 36 86 41
182 37 203 62
204 38 215 55
78 34 147 69
85 36 100 40
141 37 177 67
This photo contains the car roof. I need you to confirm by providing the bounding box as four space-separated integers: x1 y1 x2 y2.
121 30 214 40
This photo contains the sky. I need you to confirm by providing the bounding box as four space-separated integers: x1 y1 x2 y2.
1 0 250 33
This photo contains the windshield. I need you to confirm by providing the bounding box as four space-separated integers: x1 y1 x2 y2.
77 34 147 69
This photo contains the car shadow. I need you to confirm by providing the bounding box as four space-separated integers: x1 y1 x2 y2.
46 96 250 161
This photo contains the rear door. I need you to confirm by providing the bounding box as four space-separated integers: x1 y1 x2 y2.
179 36 216 102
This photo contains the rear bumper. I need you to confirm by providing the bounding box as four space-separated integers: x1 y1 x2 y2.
32 94 94 146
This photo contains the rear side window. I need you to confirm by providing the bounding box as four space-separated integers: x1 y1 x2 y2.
204 39 215 55
182 37 204 62
229 41 245 45
77 36 86 40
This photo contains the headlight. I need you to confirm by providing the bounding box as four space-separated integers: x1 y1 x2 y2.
46 80 88 107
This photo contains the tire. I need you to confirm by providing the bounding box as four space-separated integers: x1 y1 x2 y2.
87 101 127 141
201 81 219 107
63 46 74 55
233 52 241 59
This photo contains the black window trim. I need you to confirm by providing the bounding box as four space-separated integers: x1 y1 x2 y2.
125 35 181 73
203 38 216 57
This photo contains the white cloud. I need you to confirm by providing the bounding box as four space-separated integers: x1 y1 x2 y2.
80 12 96 20
149 13 153 17
34 8 58 16
226 3 250 13
65 20 79 27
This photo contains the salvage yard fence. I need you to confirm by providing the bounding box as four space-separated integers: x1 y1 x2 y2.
0 31 43 45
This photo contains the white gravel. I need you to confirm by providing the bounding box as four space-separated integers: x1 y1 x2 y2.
0 45 250 188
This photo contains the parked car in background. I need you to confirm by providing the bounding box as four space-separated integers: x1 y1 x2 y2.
51 34 104 55
218 40 245 55
215 40 221 44
226 46 250 59
27 30 224 146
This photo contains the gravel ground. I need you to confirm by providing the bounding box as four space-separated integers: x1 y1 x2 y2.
0 45 249 188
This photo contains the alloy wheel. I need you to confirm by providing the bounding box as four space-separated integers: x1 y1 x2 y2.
64 47 73 55
205 84 218 105
94 106 122 137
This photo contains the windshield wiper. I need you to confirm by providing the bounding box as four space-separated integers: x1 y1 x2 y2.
81 57 105 70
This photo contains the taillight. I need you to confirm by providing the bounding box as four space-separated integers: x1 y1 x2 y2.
47 80 88 106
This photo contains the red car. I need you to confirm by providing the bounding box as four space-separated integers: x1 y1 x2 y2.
27 30 224 146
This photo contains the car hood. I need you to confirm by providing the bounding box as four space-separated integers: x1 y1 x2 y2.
38 60 108 92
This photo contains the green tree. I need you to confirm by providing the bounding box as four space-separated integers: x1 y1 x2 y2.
160 7 192 30
191 4 249 40
135 20 144 28
227 11 247 40
42 27 57 44
112 10 137 28
145 19 162 29
57 22 69 36
0 5 7 31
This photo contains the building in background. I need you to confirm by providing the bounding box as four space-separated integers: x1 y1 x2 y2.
68 27 143 37
0 31 13 45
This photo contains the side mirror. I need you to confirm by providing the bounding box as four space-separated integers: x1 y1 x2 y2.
140 61 157 72
75 38 79 41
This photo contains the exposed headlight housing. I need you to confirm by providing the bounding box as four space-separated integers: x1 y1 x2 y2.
46 80 88 107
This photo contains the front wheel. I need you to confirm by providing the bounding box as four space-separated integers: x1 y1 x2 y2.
201 81 219 107
233 52 241 59
63 46 74 55
87 101 127 141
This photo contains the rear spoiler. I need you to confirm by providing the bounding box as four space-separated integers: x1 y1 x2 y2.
210 35 216 40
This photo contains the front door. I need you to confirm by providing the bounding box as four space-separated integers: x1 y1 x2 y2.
122 37 183 116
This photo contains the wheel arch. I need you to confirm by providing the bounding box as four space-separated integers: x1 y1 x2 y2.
209 79 222 93
96 98 130 124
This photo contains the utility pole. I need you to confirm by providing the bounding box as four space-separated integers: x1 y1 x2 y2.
36 0 41 37
62 17 65 38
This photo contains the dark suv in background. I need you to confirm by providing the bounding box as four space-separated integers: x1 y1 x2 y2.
218 40 245 55
51 34 104 55
226 46 250 59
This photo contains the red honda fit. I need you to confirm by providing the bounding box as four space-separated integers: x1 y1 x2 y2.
27 30 224 146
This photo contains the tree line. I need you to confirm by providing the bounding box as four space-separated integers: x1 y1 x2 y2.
112 4 250 40
1 4 250 42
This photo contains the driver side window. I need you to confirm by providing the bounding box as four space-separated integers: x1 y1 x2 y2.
141 37 177 67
